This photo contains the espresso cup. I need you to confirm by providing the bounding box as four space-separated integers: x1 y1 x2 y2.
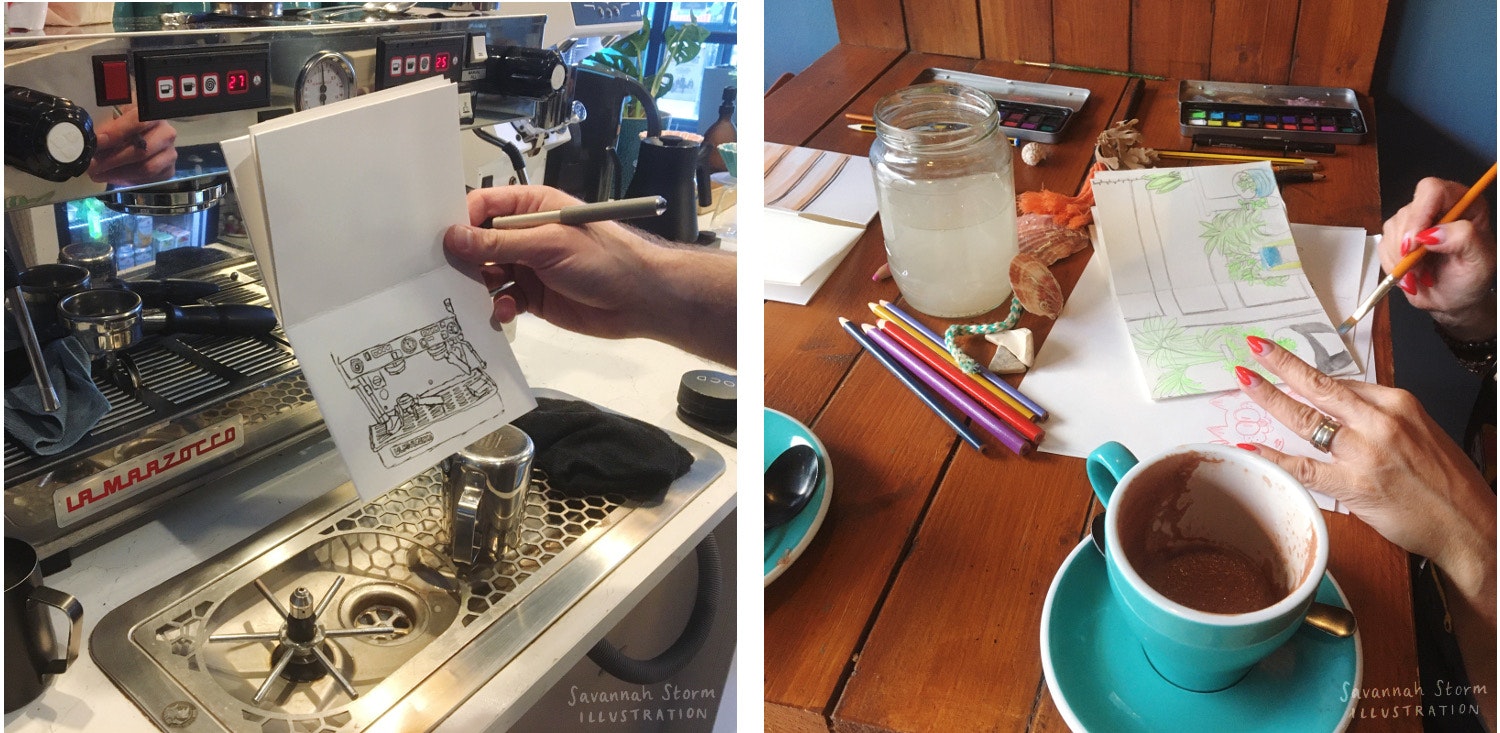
5 537 84 713
1086 442 1328 692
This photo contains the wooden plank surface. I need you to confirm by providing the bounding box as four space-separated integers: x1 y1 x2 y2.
1051 0 1130 71
765 53 979 425
765 44 903 147
1130 0 1214 81
1208 0 1300 85
979 0 1052 62
831 0 909 50
903 0 982 57
1290 0 1390 94
765 48 1417 733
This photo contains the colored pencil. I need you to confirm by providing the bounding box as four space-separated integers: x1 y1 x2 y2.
1274 171 1325 185
863 324 1032 456
845 112 874 124
878 299 1050 421
877 320 1045 444
838 317 987 452
1157 149 1318 167
1196 135 1335 156
1013 59 1165 81
848 123 876 134
1338 162 1498 335
868 301 1036 420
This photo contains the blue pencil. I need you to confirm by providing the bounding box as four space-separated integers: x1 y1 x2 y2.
839 317 987 452
878 300 1049 421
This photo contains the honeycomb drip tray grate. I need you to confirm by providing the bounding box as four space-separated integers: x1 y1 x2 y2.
90 400 724 733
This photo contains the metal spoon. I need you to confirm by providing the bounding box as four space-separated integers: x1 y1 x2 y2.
764 444 820 530
1088 512 1356 638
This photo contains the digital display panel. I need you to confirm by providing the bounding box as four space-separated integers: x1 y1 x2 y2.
226 70 250 94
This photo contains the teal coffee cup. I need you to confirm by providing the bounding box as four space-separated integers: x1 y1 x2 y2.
1086 442 1329 692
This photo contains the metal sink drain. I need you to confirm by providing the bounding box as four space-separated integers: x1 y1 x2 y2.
341 584 423 646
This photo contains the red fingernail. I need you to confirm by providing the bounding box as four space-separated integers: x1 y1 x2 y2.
1399 235 1411 256
1400 272 1417 294
1235 442 1258 452
1246 335 1272 355
1234 365 1259 386
1414 226 1442 246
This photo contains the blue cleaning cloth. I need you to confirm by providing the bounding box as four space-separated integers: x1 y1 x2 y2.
4 337 110 455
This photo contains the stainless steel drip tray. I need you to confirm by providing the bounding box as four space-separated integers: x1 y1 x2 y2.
91 389 725 732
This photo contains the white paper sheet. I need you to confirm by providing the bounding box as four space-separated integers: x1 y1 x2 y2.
763 142 878 225
1023 224 1380 513
231 78 534 500
1091 163 1359 399
219 135 280 316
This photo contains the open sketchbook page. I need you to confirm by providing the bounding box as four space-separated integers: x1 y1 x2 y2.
1091 162 1358 400
241 77 533 500
218 135 279 317
1022 223 1378 513
763 141 878 225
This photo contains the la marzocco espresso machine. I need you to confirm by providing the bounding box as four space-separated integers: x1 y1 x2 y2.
3 5 593 571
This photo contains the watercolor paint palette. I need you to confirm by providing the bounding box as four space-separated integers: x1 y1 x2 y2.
916 68 1090 144
1178 80 1367 145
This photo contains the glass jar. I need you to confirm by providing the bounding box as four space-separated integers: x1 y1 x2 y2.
870 83 1019 318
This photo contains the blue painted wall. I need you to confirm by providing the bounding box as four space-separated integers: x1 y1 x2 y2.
763 0 840 90
1380 0 1496 159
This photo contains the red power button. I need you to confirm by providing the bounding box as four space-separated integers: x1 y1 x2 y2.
93 54 132 106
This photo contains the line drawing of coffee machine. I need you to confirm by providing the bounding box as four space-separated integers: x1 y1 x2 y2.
332 298 500 468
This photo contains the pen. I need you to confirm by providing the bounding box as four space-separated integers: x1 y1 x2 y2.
1338 162 1498 334
1274 171 1325 185
1196 135 1335 156
838 317 988 453
484 196 666 229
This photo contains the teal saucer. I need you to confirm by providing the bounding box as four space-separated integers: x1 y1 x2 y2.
763 408 832 586
1042 540 1361 732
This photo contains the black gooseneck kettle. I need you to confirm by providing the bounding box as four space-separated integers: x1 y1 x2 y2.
623 134 713 244
544 65 661 204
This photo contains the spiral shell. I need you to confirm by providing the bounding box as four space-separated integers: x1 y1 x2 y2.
1021 142 1052 166
1017 213 1091 266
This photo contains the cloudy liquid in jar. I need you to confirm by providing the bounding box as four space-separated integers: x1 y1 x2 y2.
879 172 1017 318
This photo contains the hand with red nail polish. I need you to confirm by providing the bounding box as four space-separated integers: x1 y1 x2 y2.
1236 335 1496 719
443 185 737 366
1381 177 1497 341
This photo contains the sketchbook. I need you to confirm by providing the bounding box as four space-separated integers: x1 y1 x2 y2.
763 142 878 225
1090 162 1358 400
222 78 535 502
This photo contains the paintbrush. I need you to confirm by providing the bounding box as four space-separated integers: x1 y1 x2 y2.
1337 162 1497 335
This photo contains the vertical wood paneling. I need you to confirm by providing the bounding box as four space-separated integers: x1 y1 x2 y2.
1051 0 1130 71
1208 0 1300 85
1130 0 1213 80
979 0 1054 61
903 0 983 56
1290 0 1389 93
832 0 909 49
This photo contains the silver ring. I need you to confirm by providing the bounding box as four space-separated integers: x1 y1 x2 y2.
1309 416 1341 453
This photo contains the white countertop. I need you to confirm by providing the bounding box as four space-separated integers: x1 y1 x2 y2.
4 314 739 732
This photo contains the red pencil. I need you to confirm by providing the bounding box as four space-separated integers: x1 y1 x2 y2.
877 319 1045 445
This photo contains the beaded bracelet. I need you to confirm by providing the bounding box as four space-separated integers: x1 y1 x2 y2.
1435 323 1497 375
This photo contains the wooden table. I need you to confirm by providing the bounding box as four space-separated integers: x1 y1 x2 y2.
764 46 1416 733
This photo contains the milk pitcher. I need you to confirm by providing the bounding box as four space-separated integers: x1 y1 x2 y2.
870 82 1019 318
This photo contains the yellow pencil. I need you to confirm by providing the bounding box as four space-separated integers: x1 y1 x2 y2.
1157 149 1318 167
867 301 1038 421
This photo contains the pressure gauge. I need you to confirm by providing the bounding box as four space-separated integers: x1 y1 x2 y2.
294 51 357 111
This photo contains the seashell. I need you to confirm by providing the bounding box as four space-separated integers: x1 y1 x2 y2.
1017 213 1091 266
1009 252 1064 318
1021 142 1053 166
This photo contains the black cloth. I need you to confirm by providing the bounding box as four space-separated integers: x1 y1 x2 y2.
512 397 693 498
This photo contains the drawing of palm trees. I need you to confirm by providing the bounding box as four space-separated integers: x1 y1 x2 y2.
1131 316 1295 399
1199 198 1290 288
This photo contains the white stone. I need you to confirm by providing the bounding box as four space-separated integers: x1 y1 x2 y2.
984 328 1034 374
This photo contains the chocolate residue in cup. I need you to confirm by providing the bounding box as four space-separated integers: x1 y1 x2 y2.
1117 452 1292 614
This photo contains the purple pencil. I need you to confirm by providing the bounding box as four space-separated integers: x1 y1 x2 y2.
864 324 1033 456
878 299 1049 421
839 317 986 452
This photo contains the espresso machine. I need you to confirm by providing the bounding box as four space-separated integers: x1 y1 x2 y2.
3 4 580 569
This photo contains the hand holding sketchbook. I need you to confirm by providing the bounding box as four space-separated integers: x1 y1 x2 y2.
222 78 534 501
1090 162 1358 399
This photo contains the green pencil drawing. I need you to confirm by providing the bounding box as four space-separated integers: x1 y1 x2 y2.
1143 170 1186 193
1130 316 1294 399
1199 198 1291 288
